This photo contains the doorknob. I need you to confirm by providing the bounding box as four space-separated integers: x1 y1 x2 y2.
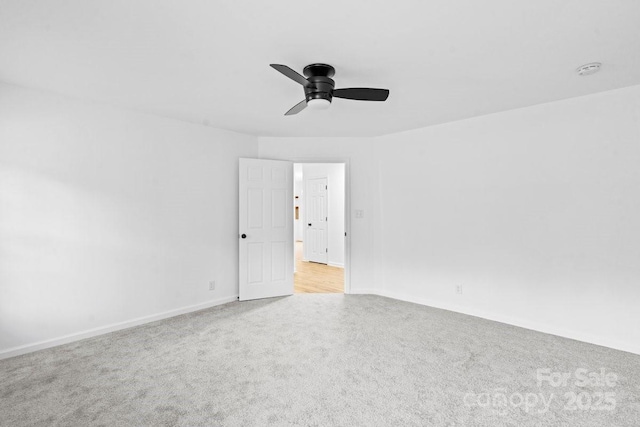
308 223 312 226
241 234 247 239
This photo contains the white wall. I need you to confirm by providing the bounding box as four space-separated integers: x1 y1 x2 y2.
258 138 378 294
258 86 640 354
0 83 257 357
3 80 638 357
373 85 640 354
301 163 345 267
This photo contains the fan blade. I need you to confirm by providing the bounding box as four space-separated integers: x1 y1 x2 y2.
333 88 389 101
284 99 307 116
270 64 312 87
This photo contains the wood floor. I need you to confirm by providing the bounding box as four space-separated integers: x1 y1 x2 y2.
294 241 344 293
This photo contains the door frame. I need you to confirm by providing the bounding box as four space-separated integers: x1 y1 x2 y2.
291 158 351 294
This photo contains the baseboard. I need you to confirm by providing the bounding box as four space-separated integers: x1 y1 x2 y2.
0 295 238 360
328 262 344 268
371 289 640 356
347 288 378 295
5 291 636 360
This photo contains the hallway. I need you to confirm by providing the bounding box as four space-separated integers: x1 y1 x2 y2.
294 242 344 293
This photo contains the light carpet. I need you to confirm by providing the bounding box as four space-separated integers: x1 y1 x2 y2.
1 294 639 426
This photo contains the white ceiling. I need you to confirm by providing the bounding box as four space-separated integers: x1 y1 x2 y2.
1 0 639 137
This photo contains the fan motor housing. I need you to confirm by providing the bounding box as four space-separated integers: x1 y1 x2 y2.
303 64 336 103
304 76 334 102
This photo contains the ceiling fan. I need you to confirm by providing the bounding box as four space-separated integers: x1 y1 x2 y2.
270 63 390 115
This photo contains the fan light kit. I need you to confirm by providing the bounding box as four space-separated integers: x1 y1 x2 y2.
270 63 390 115
576 62 602 76
307 98 331 110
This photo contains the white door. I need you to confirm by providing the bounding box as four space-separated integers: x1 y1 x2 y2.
239 158 293 301
305 177 328 264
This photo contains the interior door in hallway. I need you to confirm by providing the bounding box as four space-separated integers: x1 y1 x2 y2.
305 177 328 264
239 158 293 301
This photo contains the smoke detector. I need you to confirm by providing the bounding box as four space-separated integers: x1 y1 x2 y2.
576 62 602 76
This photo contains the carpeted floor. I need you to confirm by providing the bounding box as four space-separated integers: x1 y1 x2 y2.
1 294 639 426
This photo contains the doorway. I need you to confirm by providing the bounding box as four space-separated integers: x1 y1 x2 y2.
293 163 345 293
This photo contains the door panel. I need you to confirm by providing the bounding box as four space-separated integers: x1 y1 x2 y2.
271 242 286 281
271 189 286 228
247 243 263 284
247 188 263 228
239 158 293 301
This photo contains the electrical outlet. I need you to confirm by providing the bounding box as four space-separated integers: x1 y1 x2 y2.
209 281 216 291
456 285 463 295
355 209 364 219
